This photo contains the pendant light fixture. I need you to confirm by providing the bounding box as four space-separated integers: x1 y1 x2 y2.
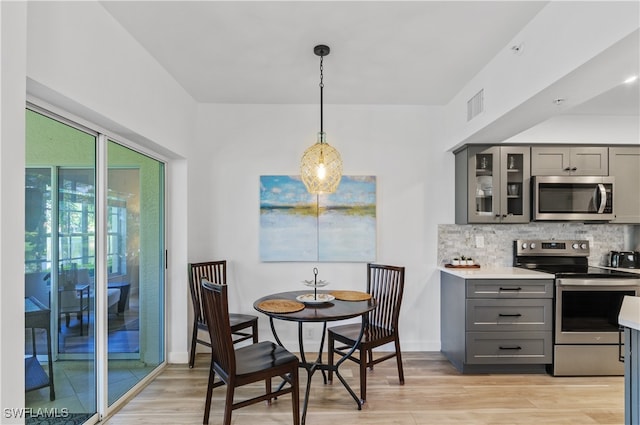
300 44 343 194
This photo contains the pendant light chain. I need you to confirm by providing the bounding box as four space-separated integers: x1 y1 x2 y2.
319 55 324 136
300 44 342 195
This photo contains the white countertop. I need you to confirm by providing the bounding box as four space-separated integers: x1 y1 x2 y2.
595 266 640 275
438 266 553 279
619 295 640 331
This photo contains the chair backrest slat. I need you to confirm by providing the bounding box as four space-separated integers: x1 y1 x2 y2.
367 263 405 331
188 261 227 326
201 279 236 376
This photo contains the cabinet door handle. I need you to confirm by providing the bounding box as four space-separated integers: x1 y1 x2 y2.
571 167 577 171
498 346 522 350
498 313 522 317
563 167 571 171
499 287 522 291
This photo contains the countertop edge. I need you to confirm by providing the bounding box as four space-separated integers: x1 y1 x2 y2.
619 295 640 331
594 266 640 275
438 266 554 279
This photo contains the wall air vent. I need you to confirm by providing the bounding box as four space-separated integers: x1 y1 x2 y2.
467 89 484 121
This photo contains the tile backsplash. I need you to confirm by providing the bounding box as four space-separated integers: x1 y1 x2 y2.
438 223 639 268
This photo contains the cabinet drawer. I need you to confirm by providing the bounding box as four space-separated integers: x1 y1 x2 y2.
466 299 552 331
466 331 552 364
466 279 553 299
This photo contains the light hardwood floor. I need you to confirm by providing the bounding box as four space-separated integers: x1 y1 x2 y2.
105 352 624 425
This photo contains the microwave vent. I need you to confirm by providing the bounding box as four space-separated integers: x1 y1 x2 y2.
467 89 484 121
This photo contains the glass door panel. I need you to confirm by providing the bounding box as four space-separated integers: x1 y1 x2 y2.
504 152 524 217
500 146 531 224
468 146 499 222
25 109 97 423
106 141 165 406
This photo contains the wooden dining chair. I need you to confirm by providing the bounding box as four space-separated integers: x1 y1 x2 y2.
327 263 405 402
200 279 300 425
188 261 258 368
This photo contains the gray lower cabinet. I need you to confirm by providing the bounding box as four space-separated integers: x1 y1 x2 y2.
441 272 553 373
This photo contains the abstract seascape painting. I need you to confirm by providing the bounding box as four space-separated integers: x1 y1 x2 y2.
260 175 376 262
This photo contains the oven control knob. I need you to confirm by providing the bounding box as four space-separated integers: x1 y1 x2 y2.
572 243 579 250
521 243 528 249
530 243 536 249
580 243 587 250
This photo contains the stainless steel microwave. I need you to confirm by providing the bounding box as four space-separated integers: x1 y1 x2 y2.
532 176 614 221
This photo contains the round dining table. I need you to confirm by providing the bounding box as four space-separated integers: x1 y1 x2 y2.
254 289 376 425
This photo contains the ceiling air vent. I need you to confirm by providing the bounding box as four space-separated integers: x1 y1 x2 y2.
467 89 484 121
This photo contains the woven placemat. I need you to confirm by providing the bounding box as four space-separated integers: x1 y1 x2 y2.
331 290 372 301
257 299 305 313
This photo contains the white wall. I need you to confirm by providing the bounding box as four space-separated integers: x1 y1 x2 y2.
1 2 28 421
26 2 194 158
24 1 196 365
191 104 454 351
0 2 196 416
505 114 640 144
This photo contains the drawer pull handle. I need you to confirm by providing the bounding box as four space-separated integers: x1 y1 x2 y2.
499 287 522 291
498 313 522 317
498 346 522 350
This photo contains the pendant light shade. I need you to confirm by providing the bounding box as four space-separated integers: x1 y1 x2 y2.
300 45 343 195
301 132 342 194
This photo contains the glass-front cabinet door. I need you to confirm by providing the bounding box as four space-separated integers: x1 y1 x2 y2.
466 146 530 223
467 146 499 223
500 146 530 223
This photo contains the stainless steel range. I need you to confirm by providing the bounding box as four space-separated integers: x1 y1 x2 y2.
514 239 640 376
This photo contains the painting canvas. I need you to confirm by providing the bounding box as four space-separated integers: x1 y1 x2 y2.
260 175 376 262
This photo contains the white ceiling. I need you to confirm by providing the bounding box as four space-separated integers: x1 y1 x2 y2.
100 1 549 105
101 0 638 120
568 80 639 116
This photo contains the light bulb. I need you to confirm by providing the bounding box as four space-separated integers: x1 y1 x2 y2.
316 163 326 180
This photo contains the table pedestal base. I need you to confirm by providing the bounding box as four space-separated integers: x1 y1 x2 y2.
269 317 366 425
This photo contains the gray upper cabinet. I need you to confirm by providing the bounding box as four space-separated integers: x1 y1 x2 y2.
610 146 640 224
455 145 530 224
531 146 608 176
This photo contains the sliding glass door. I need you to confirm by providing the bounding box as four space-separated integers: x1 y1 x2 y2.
25 110 97 423
25 107 165 423
106 140 165 405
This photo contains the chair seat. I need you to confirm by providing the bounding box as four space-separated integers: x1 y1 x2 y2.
329 323 396 347
196 313 257 332
229 313 258 330
235 341 298 377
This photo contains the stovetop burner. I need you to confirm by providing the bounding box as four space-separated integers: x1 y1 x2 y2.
524 264 638 279
514 239 639 279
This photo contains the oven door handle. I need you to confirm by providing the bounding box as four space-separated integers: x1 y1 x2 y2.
556 278 640 287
